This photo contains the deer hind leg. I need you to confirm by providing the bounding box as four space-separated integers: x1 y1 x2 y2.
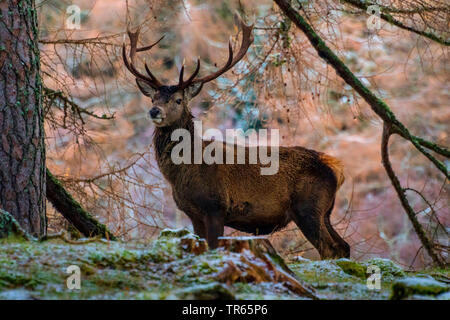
324 199 350 258
290 196 346 259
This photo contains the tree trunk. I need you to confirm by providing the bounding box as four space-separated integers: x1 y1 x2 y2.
0 0 46 237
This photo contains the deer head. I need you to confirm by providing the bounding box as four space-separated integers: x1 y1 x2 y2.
123 16 254 127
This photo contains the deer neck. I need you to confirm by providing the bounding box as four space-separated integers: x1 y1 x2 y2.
153 109 195 181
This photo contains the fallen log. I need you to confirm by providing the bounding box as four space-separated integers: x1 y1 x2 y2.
46 168 116 240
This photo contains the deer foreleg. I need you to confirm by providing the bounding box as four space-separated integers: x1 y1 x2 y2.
204 214 224 249
191 216 206 239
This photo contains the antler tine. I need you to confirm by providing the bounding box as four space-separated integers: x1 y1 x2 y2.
137 35 165 52
184 58 201 85
144 61 159 83
178 61 185 87
178 58 201 89
192 15 254 85
122 43 152 83
122 27 163 88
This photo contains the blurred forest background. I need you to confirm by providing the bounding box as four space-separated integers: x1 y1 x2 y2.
37 0 448 269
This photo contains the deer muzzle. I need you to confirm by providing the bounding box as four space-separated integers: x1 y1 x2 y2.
149 107 164 124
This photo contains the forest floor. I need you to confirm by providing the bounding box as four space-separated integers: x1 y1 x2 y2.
0 229 448 300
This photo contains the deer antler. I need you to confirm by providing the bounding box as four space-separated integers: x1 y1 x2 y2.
122 26 164 89
123 15 253 91
177 59 201 90
177 15 254 90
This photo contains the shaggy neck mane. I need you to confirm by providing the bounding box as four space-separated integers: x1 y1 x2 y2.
153 108 194 164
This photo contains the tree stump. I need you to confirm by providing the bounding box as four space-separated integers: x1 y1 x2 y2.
180 236 208 255
217 236 317 299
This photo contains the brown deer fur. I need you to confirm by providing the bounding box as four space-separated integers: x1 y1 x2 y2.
122 18 350 259
149 87 350 259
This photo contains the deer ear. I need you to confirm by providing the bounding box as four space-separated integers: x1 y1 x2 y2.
136 79 157 98
186 82 203 99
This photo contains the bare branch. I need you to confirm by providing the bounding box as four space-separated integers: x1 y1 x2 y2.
341 0 450 46
274 0 448 266
381 124 445 267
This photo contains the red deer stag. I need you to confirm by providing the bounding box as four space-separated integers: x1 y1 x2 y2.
122 17 350 259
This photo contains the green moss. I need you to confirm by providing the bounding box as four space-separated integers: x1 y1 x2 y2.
391 277 449 300
194 261 218 275
158 228 192 239
336 259 367 278
146 238 184 263
87 247 145 268
289 259 393 300
363 258 405 279
0 210 33 240
79 263 96 276
0 229 445 300
0 270 34 288
0 267 59 290
291 260 354 282
89 270 145 290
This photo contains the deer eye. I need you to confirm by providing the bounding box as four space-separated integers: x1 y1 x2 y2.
175 98 182 105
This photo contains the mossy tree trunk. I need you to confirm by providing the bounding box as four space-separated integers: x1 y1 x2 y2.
46 169 116 240
0 0 46 237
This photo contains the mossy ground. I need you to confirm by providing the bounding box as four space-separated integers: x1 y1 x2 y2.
0 231 448 300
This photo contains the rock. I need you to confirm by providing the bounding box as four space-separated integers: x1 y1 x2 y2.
390 277 449 300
